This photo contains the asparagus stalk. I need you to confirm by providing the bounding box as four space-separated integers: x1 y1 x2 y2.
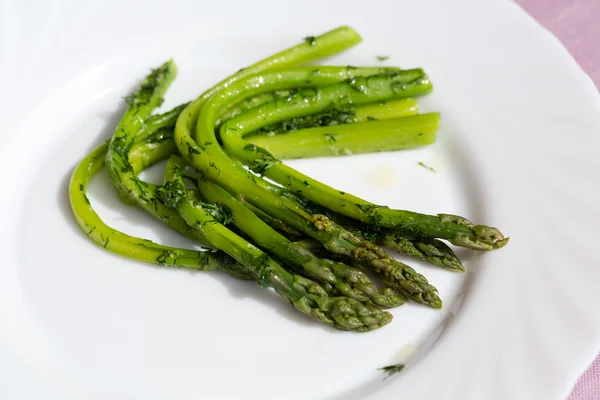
234 195 305 239
247 113 439 159
353 99 418 121
128 128 178 173
187 157 406 308
157 164 393 331
182 25 367 134
107 60 177 198
247 97 418 138
102 61 213 245
269 183 464 271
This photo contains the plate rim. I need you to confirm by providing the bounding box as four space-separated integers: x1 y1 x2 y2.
1 0 600 399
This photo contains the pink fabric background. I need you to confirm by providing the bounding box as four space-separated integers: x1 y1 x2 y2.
516 1 600 398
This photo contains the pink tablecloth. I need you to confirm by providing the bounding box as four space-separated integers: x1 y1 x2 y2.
515 1 600 399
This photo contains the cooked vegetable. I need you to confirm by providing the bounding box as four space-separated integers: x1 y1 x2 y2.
157 156 393 332
193 159 406 309
215 72 506 249
245 174 443 308
246 176 464 274
247 113 439 159
69 141 252 279
379 363 405 374
69 25 508 332
247 97 419 138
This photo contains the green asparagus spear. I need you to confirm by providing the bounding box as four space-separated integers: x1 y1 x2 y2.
247 113 439 159
128 128 178 173
353 99 418 121
103 61 219 246
238 198 305 239
247 97 418 137
157 163 393 331
262 186 464 271
107 60 177 201
181 25 367 136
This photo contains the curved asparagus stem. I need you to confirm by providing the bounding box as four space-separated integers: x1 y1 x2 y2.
185 156 405 309
215 70 506 249
68 141 253 279
103 61 215 245
182 25 366 134
157 165 392 332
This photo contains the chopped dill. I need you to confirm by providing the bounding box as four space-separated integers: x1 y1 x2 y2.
418 162 436 173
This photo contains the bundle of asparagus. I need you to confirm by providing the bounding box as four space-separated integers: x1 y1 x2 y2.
69 26 508 332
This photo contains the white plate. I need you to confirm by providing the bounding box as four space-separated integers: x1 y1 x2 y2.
1 0 600 399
